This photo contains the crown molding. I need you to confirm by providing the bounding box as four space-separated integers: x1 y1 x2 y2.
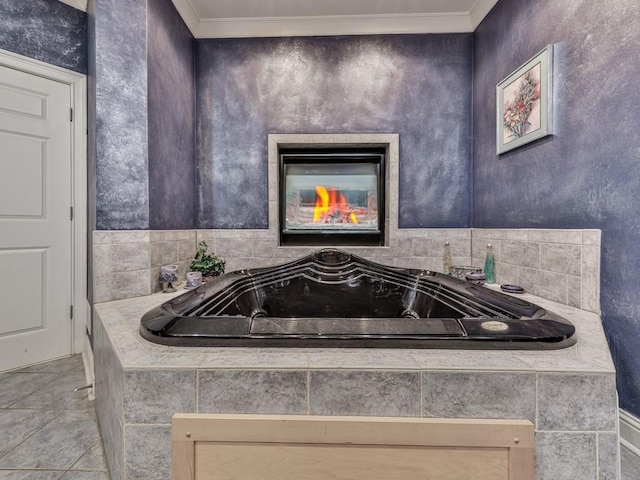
170 0 201 36
171 0 500 39
58 0 87 12
195 12 473 38
469 0 500 29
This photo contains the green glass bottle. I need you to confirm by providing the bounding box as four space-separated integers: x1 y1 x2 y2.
484 244 495 284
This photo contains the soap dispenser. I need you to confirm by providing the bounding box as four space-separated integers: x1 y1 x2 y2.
484 244 495 284
443 241 452 275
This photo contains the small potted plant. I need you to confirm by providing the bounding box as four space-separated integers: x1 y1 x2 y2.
189 241 225 282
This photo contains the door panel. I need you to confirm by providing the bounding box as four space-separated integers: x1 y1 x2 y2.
0 249 46 335
0 81 47 119
0 132 46 217
0 65 72 371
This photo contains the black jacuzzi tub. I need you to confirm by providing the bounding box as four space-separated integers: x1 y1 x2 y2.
140 249 576 349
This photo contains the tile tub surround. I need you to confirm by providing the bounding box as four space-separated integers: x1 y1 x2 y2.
471 229 601 313
93 230 197 302
92 228 472 303
92 228 600 312
94 290 618 480
198 227 472 273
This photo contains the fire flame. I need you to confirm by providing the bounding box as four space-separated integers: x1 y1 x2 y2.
313 186 358 224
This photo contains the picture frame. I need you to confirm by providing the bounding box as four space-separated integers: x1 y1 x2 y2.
497 45 553 154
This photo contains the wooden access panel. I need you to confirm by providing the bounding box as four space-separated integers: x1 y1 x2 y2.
172 414 534 480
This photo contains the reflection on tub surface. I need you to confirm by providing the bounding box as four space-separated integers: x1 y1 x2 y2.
140 249 576 349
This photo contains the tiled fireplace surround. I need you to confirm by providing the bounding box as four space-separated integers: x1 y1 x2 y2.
92 134 613 480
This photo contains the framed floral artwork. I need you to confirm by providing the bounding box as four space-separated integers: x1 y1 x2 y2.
497 45 553 154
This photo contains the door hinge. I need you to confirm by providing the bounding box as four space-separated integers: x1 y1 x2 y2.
70 108 73 122
70 305 74 319
70 206 74 221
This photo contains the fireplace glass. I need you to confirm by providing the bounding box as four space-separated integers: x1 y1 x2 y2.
280 150 384 246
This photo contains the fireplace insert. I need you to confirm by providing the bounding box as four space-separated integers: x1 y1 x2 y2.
279 148 385 246
140 249 577 349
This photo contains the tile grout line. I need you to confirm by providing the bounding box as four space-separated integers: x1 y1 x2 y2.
534 372 539 432
596 431 601 480
420 370 424 417
0 360 101 475
4 371 66 409
67 437 105 473
0 409 63 463
306 370 311 415
195 369 200 413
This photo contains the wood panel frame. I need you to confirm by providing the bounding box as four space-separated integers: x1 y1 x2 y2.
172 414 534 480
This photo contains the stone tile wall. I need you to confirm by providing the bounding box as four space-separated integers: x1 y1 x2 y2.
92 228 601 313
95 345 618 480
93 228 471 302
93 290 618 480
93 230 197 303
98 363 618 480
197 228 471 273
471 229 601 313
92 309 124 480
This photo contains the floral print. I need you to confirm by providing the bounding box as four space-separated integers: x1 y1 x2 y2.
503 65 541 140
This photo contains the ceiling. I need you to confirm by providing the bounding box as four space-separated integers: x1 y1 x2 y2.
170 0 500 38
57 0 499 38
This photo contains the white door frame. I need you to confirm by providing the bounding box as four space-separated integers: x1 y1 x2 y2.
0 48 88 355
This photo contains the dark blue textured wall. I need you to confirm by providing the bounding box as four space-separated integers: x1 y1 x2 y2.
196 35 472 229
93 0 149 230
147 0 196 230
0 0 87 74
473 0 640 415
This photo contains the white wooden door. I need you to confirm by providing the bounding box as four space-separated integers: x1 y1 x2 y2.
0 64 73 371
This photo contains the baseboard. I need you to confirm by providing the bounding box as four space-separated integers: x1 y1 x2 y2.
81 335 95 401
620 409 640 457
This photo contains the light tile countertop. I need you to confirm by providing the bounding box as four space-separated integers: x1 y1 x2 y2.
94 286 614 374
